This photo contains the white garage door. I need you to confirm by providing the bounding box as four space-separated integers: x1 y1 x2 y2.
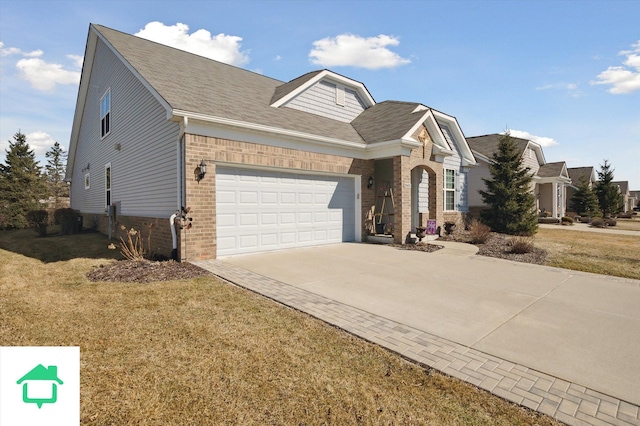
216 166 356 257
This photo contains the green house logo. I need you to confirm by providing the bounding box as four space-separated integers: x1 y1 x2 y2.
16 364 64 408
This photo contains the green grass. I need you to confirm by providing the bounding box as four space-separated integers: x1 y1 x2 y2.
0 228 559 425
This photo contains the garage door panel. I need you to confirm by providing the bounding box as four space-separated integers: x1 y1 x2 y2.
216 166 356 257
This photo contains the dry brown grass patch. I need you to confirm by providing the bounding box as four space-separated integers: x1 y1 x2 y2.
536 228 640 279
0 230 560 425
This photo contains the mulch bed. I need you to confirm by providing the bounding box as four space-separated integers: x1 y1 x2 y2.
88 232 546 283
441 232 547 265
475 233 547 264
391 243 443 253
87 260 212 283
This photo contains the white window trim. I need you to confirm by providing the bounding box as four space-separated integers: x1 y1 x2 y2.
100 88 111 139
84 173 90 190
444 168 456 211
105 163 112 208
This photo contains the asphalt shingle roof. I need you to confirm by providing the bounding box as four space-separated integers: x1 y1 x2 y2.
567 167 595 184
537 161 566 178
465 134 530 159
351 101 424 144
93 25 366 144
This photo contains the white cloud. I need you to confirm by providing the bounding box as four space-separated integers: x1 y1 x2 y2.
1 41 81 92
535 82 583 98
591 40 640 94
67 54 84 68
16 57 80 92
0 41 43 58
25 131 57 156
503 130 558 147
309 34 411 69
135 22 249 66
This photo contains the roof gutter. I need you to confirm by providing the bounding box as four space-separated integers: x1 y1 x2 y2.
171 110 367 151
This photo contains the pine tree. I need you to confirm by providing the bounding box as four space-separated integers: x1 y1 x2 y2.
570 176 599 217
0 131 49 229
45 141 70 208
594 160 621 217
479 132 538 235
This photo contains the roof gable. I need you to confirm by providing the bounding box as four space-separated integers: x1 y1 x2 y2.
567 166 596 184
538 161 568 178
351 101 476 166
612 181 630 195
270 69 375 109
466 134 545 165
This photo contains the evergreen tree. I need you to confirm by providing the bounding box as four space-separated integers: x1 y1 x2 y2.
570 176 599 217
0 131 49 229
594 160 621 217
479 132 538 235
45 141 69 208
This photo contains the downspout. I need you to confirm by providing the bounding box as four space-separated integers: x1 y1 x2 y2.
171 115 188 260
170 212 178 260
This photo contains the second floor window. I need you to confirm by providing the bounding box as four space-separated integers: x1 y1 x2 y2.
100 89 111 138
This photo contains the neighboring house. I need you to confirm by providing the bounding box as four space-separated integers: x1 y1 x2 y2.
465 134 571 219
630 190 640 211
66 24 476 260
17 364 63 408
612 181 633 212
566 166 597 212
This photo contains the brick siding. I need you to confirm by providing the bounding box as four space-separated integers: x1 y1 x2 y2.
183 134 374 261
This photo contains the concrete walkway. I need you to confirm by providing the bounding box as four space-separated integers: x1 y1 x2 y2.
194 242 640 426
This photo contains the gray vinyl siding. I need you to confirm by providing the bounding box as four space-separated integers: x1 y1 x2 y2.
440 123 468 212
284 80 366 122
467 161 491 208
70 38 179 218
522 147 540 175
418 169 429 213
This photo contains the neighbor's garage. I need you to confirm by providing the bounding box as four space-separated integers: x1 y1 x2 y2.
215 166 357 257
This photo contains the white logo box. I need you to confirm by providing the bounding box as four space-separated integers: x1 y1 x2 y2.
0 346 79 426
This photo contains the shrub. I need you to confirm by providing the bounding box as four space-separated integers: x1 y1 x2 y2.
538 217 560 224
26 209 49 237
561 216 574 225
116 226 146 261
54 208 81 234
111 224 154 261
590 218 605 228
443 221 457 235
468 219 491 244
509 235 535 254
605 218 617 227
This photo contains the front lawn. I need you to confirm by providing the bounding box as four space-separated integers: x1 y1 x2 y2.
0 229 558 425
535 227 640 280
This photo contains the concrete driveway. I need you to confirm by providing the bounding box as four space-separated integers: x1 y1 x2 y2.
223 242 640 406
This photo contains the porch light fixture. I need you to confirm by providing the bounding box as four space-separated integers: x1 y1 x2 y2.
367 176 374 189
198 160 207 180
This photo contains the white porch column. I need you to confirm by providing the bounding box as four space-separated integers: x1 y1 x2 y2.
552 182 558 218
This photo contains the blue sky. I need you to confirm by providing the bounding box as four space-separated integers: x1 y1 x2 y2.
1 0 639 189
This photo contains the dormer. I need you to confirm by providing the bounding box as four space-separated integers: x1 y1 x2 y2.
270 70 375 123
